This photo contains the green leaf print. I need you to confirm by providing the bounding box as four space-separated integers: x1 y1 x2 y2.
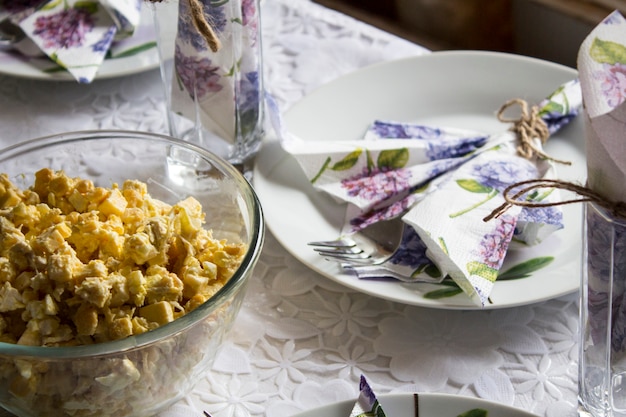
42 0 63 10
75 1 99 13
310 157 331 184
109 42 157 59
497 256 554 281
377 148 409 169
332 148 363 171
411 263 442 279
538 101 564 118
366 149 375 173
457 409 488 417
424 286 463 299
467 261 498 283
422 256 555 300
449 188 498 218
456 179 493 194
589 38 626 65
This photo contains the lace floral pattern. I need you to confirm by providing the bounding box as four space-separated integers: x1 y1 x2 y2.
0 1 580 416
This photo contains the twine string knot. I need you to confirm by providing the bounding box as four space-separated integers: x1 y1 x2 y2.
497 99 571 165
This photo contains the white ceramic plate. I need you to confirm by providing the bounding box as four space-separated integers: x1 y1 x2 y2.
291 393 539 417
254 51 586 309
0 5 170 81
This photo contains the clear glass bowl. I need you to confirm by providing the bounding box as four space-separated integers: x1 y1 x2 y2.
0 130 264 417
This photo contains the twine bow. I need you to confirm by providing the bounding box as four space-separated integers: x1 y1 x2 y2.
497 99 571 165
483 178 626 222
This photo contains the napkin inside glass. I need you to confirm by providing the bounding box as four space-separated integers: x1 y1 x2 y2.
577 10 626 350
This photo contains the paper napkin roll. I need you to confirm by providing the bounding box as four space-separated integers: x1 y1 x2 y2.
577 11 626 202
4 0 143 83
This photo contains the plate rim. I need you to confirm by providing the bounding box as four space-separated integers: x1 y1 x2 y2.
290 392 540 417
0 5 166 81
254 49 584 310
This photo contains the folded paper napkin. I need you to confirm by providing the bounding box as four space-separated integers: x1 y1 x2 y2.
350 375 386 417
282 78 582 306
0 0 142 83
577 12 626 351
170 0 262 144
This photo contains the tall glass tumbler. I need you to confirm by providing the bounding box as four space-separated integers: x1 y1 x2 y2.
579 202 626 417
150 0 265 175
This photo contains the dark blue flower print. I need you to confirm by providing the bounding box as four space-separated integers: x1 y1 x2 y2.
516 205 563 228
370 120 443 139
426 136 488 161
542 113 579 135
238 70 263 139
388 225 432 267
91 26 116 53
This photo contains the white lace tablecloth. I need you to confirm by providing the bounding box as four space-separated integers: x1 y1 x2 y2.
0 1 579 416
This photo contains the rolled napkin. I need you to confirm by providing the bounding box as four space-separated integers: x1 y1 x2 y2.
282 78 582 306
578 11 626 203
0 0 142 83
577 6 626 384
169 0 263 145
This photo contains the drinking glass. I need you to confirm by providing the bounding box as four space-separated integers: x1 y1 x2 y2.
579 202 626 417
150 0 265 176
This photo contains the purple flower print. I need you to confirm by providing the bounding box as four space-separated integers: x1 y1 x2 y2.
370 120 442 139
238 71 263 139
584 204 626 353
593 63 626 109
241 0 258 32
426 136 487 161
388 224 433 268
472 158 537 192
349 194 417 232
341 167 412 202
516 205 563 229
450 157 537 219
175 46 223 99
475 214 516 270
33 8 95 49
369 120 488 161
91 26 115 54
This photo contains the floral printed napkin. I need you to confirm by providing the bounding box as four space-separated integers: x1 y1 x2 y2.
169 0 262 145
577 10 626 361
281 78 582 306
350 376 386 417
578 10 626 203
1 0 142 83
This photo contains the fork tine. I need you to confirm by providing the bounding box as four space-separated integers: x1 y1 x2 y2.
313 247 366 257
308 238 356 249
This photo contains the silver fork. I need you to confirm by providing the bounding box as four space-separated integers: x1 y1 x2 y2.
308 217 405 265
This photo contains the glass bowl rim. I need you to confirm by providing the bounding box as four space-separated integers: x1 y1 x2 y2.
0 129 265 359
